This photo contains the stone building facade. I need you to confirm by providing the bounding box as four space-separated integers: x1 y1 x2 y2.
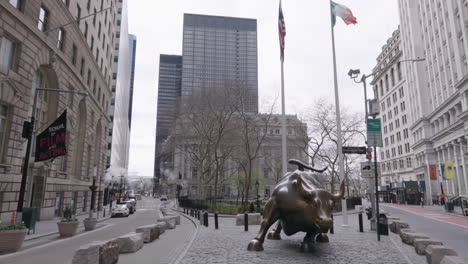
371 28 416 186
398 0 468 203
0 0 117 221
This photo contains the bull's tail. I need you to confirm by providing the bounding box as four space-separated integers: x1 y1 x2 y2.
288 159 327 173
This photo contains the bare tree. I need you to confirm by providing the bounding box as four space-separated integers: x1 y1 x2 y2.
168 86 238 203
297 98 365 194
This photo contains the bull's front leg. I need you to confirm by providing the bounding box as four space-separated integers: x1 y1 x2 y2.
247 199 280 252
266 221 282 240
316 233 329 243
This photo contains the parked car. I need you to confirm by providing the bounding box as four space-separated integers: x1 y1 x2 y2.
125 200 136 214
111 203 130 217
160 195 168 201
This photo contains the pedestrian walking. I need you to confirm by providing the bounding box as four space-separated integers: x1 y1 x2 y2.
420 196 424 208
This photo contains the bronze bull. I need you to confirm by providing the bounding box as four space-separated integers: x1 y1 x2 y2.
247 159 345 252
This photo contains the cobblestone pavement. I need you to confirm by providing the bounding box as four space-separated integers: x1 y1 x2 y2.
180 213 426 264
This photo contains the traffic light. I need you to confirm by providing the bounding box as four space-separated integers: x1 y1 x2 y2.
22 121 33 139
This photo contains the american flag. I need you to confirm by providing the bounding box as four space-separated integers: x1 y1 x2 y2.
278 0 286 61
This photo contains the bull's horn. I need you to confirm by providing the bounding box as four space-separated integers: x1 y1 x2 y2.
295 175 315 201
332 180 345 200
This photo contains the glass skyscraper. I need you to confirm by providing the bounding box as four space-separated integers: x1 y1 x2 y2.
154 55 182 183
181 14 258 113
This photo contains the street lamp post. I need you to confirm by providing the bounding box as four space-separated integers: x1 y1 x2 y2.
348 57 425 241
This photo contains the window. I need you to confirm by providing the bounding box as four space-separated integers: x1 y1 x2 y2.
93 8 97 25
98 22 102 39
62 0 69 7
401 101 405 111
263 168 269 178
406 157 412 168
71 44 77 65
192 168 198 179
38 6 49 32
9 0 22 9
0 104 8 162
87 70 91 85
90 36 94 50
0 36 18 71
399 159 404 169
84 22 89 38
391 68 395 86
397 62 402 80
86 0 91 10
385 74 389 91
57 28 65 50
80 58 85 76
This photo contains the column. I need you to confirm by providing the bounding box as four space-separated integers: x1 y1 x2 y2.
452 141 462 196
425 150 434 205
460 138 468 196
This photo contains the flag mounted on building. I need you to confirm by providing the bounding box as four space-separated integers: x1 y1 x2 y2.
444 161 455 180
34 110 67 162
278 0 286 61
331 1 357 27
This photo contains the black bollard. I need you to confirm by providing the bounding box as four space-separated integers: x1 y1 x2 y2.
358 213 363 233
330 214 334 234
204 212 209 227
244 213 248 232
215 213 219 229
198 210 200 220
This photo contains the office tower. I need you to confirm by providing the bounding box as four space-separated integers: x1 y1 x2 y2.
181 14 258 113
154 55 183 186
128 34 137 130
108 0 132 170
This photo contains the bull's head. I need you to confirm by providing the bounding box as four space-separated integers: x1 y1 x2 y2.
296 176 345 232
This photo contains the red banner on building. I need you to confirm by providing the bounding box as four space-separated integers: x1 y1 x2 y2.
34 110 67 162
429 164 437 180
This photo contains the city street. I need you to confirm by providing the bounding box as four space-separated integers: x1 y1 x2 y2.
382 203 468 259
0 197 195 264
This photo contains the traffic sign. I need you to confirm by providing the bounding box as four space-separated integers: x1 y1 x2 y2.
342 146 367 154
361 161 380 178
367 119 383 147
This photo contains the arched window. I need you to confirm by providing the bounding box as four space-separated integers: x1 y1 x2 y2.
385 74 389 92
94 120 102 179
73 99 86 180
390 68 395 86
380 80 384 95
32 68 58 158
397 62 402 80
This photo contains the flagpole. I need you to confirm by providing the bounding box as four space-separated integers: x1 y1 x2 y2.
281 59 287 176
329 0 347 226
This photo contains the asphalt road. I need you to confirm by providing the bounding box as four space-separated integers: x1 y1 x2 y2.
382 204 468 259
0 197 193 264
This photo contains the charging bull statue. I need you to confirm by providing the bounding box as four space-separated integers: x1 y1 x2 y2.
247 159 345 252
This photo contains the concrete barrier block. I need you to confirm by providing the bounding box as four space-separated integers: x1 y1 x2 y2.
71 242 100 264
136 224 161 243
405 233 430 245
156 222 167 234
236 213 262 226
426 245 457 264
99 240 120 264
72 240 119 264
392 221 409 234
399 229 416 243
440 256 468 264
115 232 144 253
413 239 443 255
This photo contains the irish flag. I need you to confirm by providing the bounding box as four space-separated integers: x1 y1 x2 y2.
331 1 357 26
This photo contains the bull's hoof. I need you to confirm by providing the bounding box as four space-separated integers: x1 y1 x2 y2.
300 242 312 253
267 231 281 240
316 233 329 243
247 239 264 251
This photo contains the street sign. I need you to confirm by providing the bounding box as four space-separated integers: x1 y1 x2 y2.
342 146 367 154
367 119 383 147
361 161 380 178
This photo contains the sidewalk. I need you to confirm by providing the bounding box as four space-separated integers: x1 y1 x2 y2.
382 202 468 218
178 211 425 264
25 210 110 241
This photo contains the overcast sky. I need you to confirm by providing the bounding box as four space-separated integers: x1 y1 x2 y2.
127 0 400 177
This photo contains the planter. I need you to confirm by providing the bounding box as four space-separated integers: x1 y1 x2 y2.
57 221 79 237
0 229 28 253
83 218 97 231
